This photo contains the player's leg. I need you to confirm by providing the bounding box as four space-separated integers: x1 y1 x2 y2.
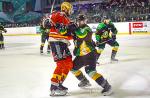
47 42 51 54
1 34 4 49
71 56 91 88
107 40 119 61
85 51 113 96
40 35 46 54
46 34 51 54
0 34 4 49
58 43 73 91
50 42 68 96
0 41 2 49
50 60 68 96
0 35 2 49
96 43 105 65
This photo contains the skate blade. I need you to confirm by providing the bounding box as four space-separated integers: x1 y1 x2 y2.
102 88 113 96
50 90 68 96
79 83 92 88
40 52 44 55
110 60 118 63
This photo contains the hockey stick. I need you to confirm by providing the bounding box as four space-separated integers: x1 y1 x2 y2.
50 0 56 14
42 0 56 27
48 0 56 23
98 38 114 45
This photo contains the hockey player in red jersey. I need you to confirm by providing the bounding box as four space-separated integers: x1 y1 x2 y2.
43 2 73 96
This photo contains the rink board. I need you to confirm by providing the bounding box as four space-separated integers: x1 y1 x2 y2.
4 21 150 35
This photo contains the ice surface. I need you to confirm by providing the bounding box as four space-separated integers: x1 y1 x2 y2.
0 35 150 98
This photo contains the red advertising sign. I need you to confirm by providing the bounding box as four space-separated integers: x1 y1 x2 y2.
132 22 143 28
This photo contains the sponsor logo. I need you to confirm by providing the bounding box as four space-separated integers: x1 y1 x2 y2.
133 22 143 28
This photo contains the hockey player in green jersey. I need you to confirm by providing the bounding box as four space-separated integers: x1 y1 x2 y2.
96 16 119 63
39 23 51 54
0 24 7 49
69 14 113 96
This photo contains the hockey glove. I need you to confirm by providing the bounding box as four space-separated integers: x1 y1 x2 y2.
55 23 66 30
44 19 51 29
112 34 116 41
68 22 78 32
55 23 60 29
96 41 102 46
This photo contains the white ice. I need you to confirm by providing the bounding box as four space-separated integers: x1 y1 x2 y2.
0 35 150 98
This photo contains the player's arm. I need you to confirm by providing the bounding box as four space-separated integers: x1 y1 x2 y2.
39 26 45 34
109 21 118 34
67 22 78 37
109 21 118 40
95 23 105 42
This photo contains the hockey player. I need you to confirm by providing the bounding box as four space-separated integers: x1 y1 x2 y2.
70 14 113 96
43 2 73 96
96 16 119 63
0 24 7 49
39 21 51 54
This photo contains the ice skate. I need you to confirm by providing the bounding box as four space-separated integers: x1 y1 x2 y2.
47 45 51 54
111 58 118 62
50 84 68 96
101 80 113 96
40 50 43 54
101 84 113 96
40 45 44 54
1 45 5 49
59 84 68 91
111 50 118 63
78 78 91 88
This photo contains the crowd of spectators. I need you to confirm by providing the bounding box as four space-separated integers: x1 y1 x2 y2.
1 0 150 27
72 0 150 23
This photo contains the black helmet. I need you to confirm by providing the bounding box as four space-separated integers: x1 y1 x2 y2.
76 14 86 21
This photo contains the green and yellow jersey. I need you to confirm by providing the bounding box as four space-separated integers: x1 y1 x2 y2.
73 24 95 56
95 21 117 42
0 25 6 33
40 25 49 36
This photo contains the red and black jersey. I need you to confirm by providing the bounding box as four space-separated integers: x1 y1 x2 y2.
49 11 72 40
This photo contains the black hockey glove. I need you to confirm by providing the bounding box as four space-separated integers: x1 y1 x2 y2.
44 19 51 29
67 22 78 35
55 23 60 29
69 22 78 30
96 41 100 46
112 34 116 41
55 23 66 30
